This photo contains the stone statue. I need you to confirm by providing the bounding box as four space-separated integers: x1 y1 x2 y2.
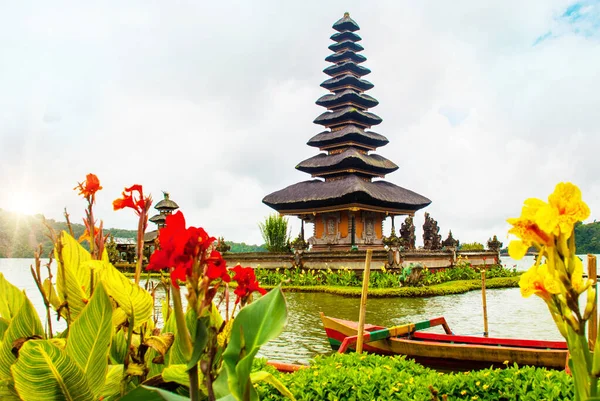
487 235 503 264
399 216 416 250
442 230 459 249
423 213 442 250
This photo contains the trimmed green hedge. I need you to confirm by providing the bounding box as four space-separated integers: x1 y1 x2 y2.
264 277 520 298
254 353 573 400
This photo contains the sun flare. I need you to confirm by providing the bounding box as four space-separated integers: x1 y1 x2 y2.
5 191 39 216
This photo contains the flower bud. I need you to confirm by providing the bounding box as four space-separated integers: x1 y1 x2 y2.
583 286 597 321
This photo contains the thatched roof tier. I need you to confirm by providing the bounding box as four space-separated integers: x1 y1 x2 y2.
149 214 166 224
328 40 364 53
307 125 389 149
262 175 431 214
333 13 360 32
323 61 370 78
314 107 382 129
321 74 374 92
296 149 398 177
155 193 179 211
316 90 378 109
330 31 361 43
325 50 366 65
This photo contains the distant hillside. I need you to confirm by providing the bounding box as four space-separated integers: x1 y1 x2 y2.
0 209 266 258
0 208 137 258
225 241 266 253
575 221 600 254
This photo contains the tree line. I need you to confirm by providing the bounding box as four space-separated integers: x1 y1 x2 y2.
0 209 266 258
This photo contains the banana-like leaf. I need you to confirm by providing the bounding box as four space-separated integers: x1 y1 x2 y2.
250 371 296 400
0 273 25 322
110 329 128 364
120 385 191 401
161 365 207 394
96 261 153 327
49 338 67 350
0 378 20 400
165 308 198 366
55 232 92 321
55 231 92 291
66 281 113 398
11 340 95 401
0 317 9 339
99 365 123 401
216 287 287 401
0 297 44 381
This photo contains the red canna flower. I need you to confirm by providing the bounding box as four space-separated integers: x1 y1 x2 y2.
230 264 266 304
113 184 152 216
205 250 230 283
147 211 226 288
74 173 102 203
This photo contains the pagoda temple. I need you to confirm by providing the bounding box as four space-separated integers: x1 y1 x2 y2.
263 13 431 250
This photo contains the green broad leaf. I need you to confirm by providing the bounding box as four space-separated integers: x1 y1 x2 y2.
0 273 25 322
164 308 197 366
110 329 128 364
161 365 207 394
161 364 189 387
161 300 171 325
0 317 9 339
55 232 92 321
250 371 296 401
65 281 113 398
218 286 287 401
97 262 153 327
120 385 191 401
49 337 67 350
11 339 95 401
0 297 45 381
186 317 209 371
99 365 123 401
0 378 20 400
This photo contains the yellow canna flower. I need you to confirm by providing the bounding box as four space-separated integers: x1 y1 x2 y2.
519 263 561 302
507 199 554 259
547 182 590 236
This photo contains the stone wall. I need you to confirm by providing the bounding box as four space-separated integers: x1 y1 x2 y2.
223 250 500 272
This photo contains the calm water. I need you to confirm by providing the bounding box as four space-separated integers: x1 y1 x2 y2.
1 256 595 364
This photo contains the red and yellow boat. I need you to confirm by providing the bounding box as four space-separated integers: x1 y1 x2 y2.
320 313 568 370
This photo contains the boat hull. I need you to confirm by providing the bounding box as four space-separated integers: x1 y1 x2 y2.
320 313 568 371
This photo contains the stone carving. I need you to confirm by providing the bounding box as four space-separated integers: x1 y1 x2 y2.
215 237 231 253
441 230 459 249
487 235 503 251
399 216 416 250
423 213 442 250
487 234 503 264
383 217 403 268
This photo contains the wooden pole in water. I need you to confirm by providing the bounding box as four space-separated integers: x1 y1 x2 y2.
481 267 489 337
588 255 597 350
356 249 373 354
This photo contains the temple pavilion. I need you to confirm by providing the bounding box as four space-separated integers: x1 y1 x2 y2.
262 13 431 250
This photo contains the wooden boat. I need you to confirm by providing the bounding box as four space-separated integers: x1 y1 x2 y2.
320 312 569 371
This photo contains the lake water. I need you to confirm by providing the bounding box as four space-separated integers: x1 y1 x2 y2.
0 256 596 364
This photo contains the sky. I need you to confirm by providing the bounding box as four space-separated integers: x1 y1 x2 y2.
1 0 599 246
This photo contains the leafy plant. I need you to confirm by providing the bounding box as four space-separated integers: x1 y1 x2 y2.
0 174 292 401
254 353 573 400
258 215 291 253
459 242 485 251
